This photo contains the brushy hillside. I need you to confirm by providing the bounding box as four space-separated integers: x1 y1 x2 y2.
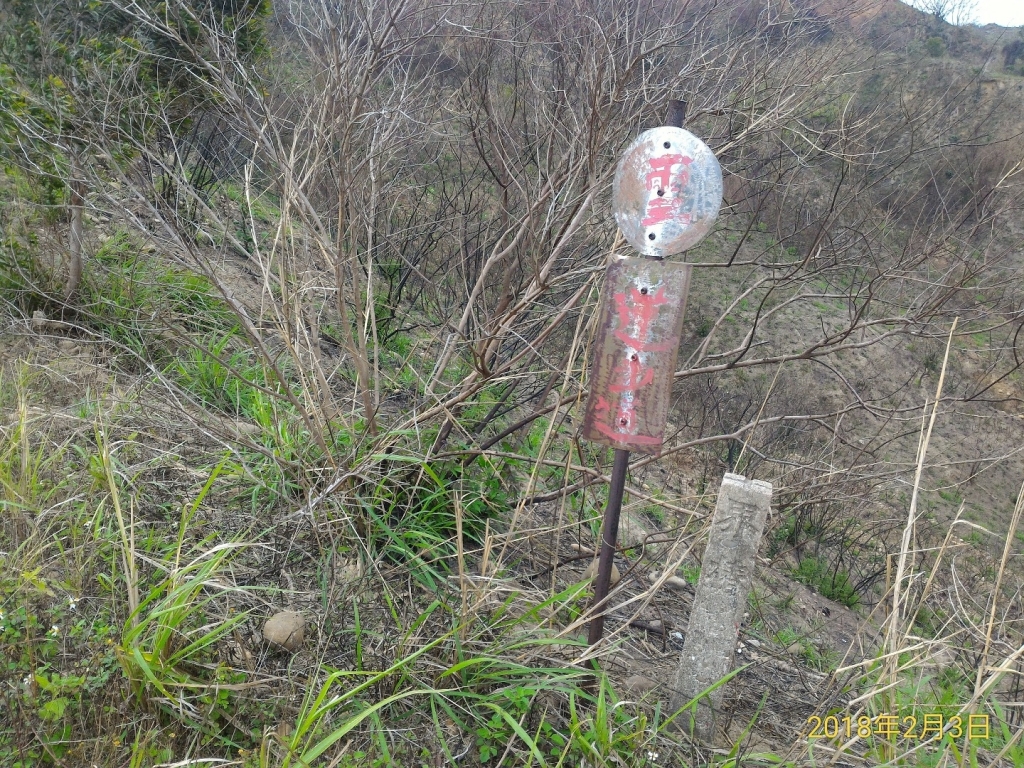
2 0 1024 765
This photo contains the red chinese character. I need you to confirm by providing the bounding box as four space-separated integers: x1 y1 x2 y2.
645 155 690 192
591 394 635 437
613 286 673 352
591 280 672 445
641 196 677 227
592 391 661 445
607 353 654 394
641 154 693 227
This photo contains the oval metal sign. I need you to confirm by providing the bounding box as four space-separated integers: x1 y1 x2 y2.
612 126 723 258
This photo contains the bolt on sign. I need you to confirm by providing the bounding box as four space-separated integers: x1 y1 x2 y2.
612 126 722 259
582 257 691 454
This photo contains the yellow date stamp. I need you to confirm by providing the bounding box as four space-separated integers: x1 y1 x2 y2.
807 713 989 741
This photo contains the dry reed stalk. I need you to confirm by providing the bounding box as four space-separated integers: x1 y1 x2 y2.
548 276 604 603
814 320 960 766
975 477 1024 696
491 270 603 576
454 490 467 642
885 318 957 692
733 360 786 472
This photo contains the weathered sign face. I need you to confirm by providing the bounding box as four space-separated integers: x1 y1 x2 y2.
612 126 722 258
582 257 691 454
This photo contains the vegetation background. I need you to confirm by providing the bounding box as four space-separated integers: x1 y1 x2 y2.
1 0 1024 765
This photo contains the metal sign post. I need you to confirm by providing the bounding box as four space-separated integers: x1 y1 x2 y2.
583 100 722 653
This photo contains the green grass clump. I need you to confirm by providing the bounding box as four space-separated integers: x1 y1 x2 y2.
681 563 701 585
170 333 274 420
271 594 673 768
792 556 860 608
81 230 237 358
0 588 123 766
355 454 507 591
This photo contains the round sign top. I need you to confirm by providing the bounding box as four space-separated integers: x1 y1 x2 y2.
612 126 723 258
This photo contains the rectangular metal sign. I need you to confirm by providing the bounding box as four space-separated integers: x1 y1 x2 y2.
582 257 691 455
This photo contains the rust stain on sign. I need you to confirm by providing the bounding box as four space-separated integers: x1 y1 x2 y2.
583 257 691 454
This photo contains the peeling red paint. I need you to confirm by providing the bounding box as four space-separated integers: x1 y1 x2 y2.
583 258 692 454
641 155 693 227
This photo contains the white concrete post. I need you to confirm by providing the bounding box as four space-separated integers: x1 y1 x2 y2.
670 473 772 741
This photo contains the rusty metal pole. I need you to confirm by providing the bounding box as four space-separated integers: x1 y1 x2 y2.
666 99 687 132
586 99 688 656
586 447 630 648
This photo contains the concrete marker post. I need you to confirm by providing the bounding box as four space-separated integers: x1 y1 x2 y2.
670 472 772 741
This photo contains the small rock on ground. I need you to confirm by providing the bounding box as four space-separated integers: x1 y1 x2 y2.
583 559 620 586
622 674 659 697
263 611 305 652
